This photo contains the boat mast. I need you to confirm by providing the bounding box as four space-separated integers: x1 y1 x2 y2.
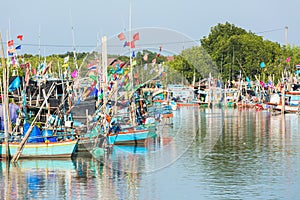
0 32 10 159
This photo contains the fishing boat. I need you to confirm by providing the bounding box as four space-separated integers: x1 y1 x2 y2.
265 91 300 113
0 139 78 159
107 125 154 145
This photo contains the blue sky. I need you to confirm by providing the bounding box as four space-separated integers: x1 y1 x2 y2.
0 0 299 55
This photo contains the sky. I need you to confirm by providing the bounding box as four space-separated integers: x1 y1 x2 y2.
0 0 299 56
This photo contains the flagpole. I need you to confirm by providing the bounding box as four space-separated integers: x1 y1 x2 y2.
129 0 133 92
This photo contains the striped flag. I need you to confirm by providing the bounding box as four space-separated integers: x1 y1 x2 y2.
88 65 97 71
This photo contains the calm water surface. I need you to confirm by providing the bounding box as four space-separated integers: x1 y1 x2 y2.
1 108 300 200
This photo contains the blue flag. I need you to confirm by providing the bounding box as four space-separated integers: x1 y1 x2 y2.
8 76 21 92
15 45 21 50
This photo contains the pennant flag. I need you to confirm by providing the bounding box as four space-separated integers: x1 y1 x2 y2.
260 62 265 68
15 45 21 50
71 70 78 78
131 60 137 66
118 32 125 41
120 62 127 68
110 59 118 65
133 32 139 41
17 35 23 41
88 65 97 71
123 41 128 47
8 76 21 92
143 54 148 61
127 41 135 48
31 67 37 75
8 48 16 54
8 51 14 56
7 40 14 47
62 63 69 68
25 68 30 85
43 61 52 75
296 64 300 69
286 57 291 63
12 56 17 65
89 75 98 82
64 55 69 63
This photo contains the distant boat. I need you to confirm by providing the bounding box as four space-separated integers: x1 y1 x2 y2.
266 92 300 113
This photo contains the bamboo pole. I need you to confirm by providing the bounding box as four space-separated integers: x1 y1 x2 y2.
0 32 10 159
11 84 55 162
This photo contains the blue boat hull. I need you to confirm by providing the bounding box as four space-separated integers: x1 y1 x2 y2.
0 140 78 158
107 128 152 145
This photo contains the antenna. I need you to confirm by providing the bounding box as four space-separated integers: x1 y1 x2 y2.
69 9 78 70
285 26 288 46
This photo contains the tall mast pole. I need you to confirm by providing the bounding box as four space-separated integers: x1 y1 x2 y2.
129 0 133 92
285 26 288 46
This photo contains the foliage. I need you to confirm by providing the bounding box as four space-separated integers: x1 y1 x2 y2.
200 22 300 82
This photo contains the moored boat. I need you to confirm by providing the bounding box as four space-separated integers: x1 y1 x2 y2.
0 139 78 159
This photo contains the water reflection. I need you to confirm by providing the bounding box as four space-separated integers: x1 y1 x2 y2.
0 108 299 200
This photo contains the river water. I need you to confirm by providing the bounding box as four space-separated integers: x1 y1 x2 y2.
1 107 300 200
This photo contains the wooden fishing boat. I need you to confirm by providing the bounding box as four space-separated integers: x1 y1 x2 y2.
0 139 78 159
265 92 300 113
107 125 155 145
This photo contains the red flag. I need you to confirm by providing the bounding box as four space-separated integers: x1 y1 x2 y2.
133 32 139 41
127 41 135 48
17 35 23 41
118 32 125 41
43 61 52 75
7 40 14 47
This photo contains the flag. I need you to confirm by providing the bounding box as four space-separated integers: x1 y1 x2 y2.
43 61 52 75
132 51 135 58
127 41 135 48
88 65 97 71
15 45 21 50
64 55 69 63
296 64 300 69
8 76 21 92
8 51 14 56
123 41 128 47
7 40 14 47
89 75 98 82
286 57 291 63
62 63 69 68
133 32 139 41
118 32 125 41
109 59 118 65
131 60 137 66
143 54 148 61
71 70 78 78
17 35 23 41
8 48 16 54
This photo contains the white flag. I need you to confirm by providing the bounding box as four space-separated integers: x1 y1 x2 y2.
64 55 69 63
